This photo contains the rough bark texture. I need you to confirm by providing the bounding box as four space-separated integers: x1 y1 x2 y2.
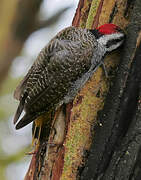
80 1 141 178
24 0 141 180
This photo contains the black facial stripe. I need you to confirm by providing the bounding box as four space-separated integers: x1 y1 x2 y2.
106 37 124 48
89 29 103 39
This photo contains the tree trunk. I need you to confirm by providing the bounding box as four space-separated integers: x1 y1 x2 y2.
24 0 141 179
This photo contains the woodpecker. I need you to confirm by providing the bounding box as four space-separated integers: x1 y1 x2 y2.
13 24 125 133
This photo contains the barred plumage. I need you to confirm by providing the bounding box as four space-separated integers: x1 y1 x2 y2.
13 24 125 131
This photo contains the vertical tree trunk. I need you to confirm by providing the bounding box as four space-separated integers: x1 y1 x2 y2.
24 0 141 179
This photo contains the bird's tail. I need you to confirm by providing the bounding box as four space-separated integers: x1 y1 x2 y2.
32 112 52 147
15 110 52 148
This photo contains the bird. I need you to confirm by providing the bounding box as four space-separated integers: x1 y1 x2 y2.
13 24 125 142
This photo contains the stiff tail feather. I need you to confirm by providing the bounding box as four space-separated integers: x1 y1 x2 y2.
32 120 42 146
32 113 52 146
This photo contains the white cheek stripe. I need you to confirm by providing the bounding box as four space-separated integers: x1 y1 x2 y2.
97 33 123 46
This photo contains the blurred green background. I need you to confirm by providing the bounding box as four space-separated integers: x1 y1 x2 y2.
0 0 78 179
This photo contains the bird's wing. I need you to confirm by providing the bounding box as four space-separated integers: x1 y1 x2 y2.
25 39 93 111
14 67 33 100
26 40 92 106
14 38 93 128
15 113 39 129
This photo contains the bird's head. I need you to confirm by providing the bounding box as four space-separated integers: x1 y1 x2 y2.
90 24 125 52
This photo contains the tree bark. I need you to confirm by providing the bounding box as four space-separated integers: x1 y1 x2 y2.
24 0 141 180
